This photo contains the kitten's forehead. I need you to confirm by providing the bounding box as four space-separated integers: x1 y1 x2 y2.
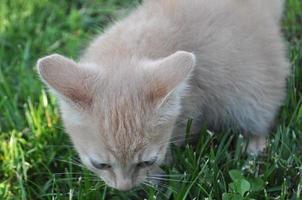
94 81 153 137
94 101 151 164
108 140 149 165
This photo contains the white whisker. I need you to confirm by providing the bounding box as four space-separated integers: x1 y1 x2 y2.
147 176 191 183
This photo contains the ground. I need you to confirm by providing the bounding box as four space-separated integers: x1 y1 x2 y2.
0 0 301 199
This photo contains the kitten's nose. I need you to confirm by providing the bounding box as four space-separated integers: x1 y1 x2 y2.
116 178 133 191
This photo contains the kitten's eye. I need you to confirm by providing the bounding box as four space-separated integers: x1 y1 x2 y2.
91 160 111 170
136 159 156 168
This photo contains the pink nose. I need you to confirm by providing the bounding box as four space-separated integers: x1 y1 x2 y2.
116 178 133 191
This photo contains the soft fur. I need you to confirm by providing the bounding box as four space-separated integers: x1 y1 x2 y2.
37 0 289 190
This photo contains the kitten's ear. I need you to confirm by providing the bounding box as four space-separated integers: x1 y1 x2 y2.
37 54 95 108
146 51 196 107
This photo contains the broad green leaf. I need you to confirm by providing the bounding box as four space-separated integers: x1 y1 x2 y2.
229 170 244 181
248 177 265 192
236 179 251 196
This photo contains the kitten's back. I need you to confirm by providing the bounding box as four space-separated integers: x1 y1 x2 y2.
81 0 289 135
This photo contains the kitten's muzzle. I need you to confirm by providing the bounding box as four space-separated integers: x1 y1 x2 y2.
115 178 133 191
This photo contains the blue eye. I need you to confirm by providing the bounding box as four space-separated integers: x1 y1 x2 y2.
91 160 111 170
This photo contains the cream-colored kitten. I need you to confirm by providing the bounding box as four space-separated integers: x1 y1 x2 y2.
37 0 289 191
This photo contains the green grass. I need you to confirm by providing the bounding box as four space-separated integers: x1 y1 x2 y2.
0 0 301 199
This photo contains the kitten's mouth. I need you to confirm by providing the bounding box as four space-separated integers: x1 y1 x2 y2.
114 187 133 192
103 180 136 192
106 179 151 192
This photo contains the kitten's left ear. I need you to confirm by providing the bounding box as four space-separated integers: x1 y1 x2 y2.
37 54 96 108
145 51 196 108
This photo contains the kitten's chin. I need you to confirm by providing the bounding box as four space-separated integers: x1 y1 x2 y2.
103 179 139 191
99 167 165 191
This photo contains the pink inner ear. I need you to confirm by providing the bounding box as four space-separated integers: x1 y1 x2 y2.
144 51 196 107
63 86 93 108
38 54 95 108
147 82 168 106
51 72 95 108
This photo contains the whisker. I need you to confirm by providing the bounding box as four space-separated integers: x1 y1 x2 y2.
157 182 177 193
147 176 191 183
53 172 95 177
55 159 86 168
155 182 175 198
151 174 186 177
159 135 196 146
142 182 155 189
142 182 169 199
159 137 185 145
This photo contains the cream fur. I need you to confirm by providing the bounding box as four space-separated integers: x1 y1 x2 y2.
37 0 289 190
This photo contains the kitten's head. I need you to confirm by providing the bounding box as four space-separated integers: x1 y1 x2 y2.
37 51 195 190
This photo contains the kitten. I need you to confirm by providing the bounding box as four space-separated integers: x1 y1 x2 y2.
37 0 289 191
